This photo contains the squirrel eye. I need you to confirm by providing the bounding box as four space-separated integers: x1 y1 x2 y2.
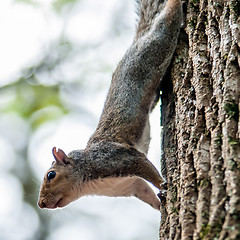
47 171 56 181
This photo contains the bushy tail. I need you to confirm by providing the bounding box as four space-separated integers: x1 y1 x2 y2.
92 0 183 146
135 0 166 39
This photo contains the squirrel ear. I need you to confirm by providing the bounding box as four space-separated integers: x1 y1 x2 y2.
52 147 70 165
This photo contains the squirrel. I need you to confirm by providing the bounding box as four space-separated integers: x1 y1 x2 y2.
38 0 182 211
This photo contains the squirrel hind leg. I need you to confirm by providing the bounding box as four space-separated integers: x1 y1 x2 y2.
134 117 150 155
133 177 161 210
150 81 161 111
84 176 160 210
135 0 165 39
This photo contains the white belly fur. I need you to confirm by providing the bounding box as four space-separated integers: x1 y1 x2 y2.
134 117 151 154
77 176 160 210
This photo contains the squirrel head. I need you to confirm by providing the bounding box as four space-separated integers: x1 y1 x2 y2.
38 142 162 209
38 147 80 209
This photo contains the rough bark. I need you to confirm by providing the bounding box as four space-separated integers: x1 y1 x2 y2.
159 0 240 239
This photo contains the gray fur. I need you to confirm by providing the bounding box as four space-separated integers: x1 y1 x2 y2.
38 0 182 210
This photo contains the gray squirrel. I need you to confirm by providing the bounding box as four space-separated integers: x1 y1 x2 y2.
38 0 182 210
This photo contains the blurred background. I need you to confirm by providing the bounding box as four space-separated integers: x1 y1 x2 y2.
0 0 162 239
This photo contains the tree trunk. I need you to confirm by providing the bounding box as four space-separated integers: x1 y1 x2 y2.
159 0 240 239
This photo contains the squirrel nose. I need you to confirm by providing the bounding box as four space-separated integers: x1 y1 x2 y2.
38 199 46 209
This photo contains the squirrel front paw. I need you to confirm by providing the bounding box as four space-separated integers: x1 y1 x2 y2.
160 181 168 190
157 190 167 203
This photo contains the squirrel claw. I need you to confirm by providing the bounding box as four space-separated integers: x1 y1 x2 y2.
158 190 167 203
160 181 168 190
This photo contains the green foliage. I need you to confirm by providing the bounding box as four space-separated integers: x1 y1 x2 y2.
189 0 199 11
170 185 178 204
1 79 68 129
229 158 238 170
53 0 80 13
199 224 211 239
188 18 197 28
231 0 240 18
228 137 240 147
197 178 210 189
224 100 239 121
214 135 222 146
170 207 179 214
14 0 80 12
14 0 38 5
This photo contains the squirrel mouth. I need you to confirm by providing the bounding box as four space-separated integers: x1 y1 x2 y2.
54 197 63 208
